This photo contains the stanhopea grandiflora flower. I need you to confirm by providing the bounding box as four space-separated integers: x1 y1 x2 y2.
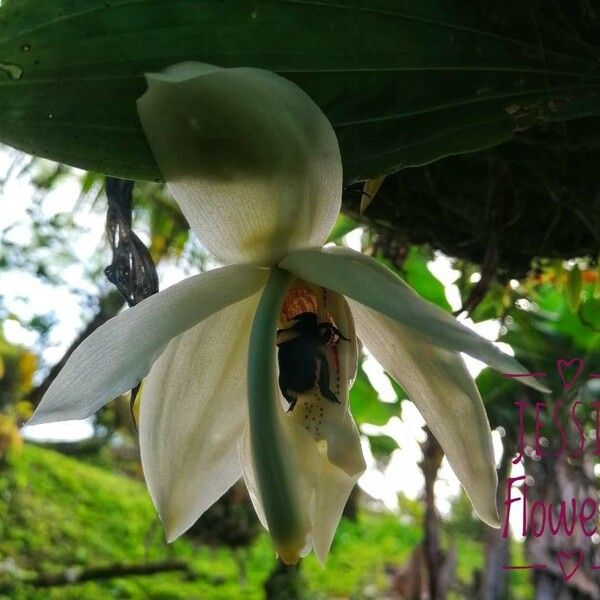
29 62 547 565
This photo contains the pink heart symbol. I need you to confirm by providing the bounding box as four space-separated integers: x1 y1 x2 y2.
557 358 585 390
557 551 583 582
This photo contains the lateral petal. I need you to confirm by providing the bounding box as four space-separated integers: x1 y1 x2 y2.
139 293 261 541
280 247 548 392
350 302 499 527
311 458 361 564
282 287 364 477
29 264 268 425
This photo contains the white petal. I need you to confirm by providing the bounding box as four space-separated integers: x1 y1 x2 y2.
238 426 268 531
350 302 499 527
137 62 342 266
280 247 548 393
29 264 268 425
240 417 359 565
311 459 360 564
239 417 320 542
319 293 362 475
140 292 260 542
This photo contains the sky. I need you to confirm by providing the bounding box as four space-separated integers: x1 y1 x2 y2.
1 145 523 533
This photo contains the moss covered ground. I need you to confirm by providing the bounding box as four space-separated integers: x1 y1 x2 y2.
0 445 531 598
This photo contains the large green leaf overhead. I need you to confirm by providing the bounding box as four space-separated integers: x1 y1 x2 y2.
1 0 599 182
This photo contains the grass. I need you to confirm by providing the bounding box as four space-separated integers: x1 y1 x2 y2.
0 444 532 598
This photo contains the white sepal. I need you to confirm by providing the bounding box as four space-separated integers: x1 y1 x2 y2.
29 264 268 425
138 63 342 266
350 301 499 528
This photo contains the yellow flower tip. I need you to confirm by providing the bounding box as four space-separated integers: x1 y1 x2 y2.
277 544 302 566
162 509 188 544
165 532 177 544
485 509 502 530
164 523 179 544
476 500 501 529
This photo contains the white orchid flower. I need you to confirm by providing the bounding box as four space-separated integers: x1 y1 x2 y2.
29 63 547 565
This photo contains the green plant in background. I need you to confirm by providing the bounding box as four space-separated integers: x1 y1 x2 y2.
1 1 599 182
0 327 35 462
0 444 529 598
472 263 600 598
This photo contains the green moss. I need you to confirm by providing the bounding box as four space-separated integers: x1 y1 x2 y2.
0 445 513 598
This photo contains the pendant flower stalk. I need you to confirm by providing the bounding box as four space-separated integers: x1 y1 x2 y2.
29 62 548 564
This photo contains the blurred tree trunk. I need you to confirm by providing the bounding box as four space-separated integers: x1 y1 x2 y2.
392 427 456 599
525 438 600 599
420 426 455 600
479 437 512 600
264 559 303 600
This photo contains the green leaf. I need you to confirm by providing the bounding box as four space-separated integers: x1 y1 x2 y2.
326 214 359 244
368 434 398 458
529 282 600 351
470 282 508 322
349 365 400 426
402 247 451 311
566 266 583 312
1 1 599 182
